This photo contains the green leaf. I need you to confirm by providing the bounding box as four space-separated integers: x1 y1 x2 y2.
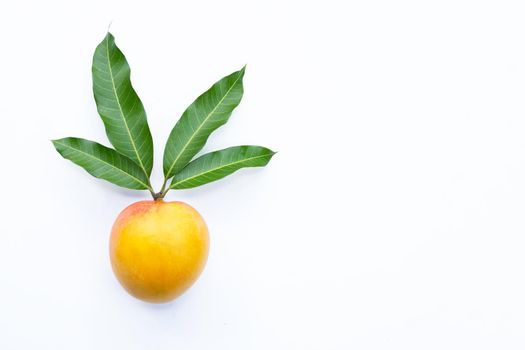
163 67 246 180
92 32 154 177
52 137 151 190
170 146 275 189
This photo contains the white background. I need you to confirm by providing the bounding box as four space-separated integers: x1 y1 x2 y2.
1 0 525 349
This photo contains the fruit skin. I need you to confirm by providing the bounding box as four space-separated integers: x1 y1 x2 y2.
110 200 209 303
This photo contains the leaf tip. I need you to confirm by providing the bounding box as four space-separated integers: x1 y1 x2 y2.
102 28 115 44
239 64 247 77
262 146 277 156
51 138 65 154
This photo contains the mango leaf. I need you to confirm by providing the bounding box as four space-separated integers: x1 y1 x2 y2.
52 137 151 190
170 146 275 189
92 33 154 177
163 67 245 180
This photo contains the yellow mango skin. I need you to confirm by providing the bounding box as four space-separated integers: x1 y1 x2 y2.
110 200 209 303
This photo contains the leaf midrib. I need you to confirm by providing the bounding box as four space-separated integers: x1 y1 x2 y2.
171 153 271 188
166 71 243 178
56 140 149 188
105 35 149 178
